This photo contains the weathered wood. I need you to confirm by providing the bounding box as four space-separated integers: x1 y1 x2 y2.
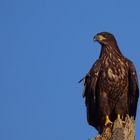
90 116 135 140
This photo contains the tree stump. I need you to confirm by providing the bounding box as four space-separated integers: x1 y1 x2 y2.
90 116 135 140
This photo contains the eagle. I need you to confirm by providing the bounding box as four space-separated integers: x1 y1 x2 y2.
80 32 139 134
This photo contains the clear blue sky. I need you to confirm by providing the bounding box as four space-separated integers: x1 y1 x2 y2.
0 0 140 140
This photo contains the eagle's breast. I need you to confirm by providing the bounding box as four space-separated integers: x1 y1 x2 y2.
99 56 129 97
107 68 119 81
104 57 128 81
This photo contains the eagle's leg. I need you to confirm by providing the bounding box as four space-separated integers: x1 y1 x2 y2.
117 114 125 124
117 114 121 120
105 115 112 126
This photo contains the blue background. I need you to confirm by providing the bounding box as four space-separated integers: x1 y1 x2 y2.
0 0 140 140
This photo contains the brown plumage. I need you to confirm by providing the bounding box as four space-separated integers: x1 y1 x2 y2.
81 32 139 134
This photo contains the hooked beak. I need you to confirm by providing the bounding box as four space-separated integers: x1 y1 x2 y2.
93 35 98 42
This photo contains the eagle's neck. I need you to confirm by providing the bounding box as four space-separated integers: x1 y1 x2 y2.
99 42 123 59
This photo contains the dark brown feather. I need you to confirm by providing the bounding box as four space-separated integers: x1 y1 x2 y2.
127 60 139 118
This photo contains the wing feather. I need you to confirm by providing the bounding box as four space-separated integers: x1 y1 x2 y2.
83 60 101 127
128 60 139 119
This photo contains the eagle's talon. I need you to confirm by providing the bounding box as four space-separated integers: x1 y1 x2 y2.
117 114 125 124
105 115 112 126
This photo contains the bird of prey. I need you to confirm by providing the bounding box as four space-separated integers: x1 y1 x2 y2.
80 32 139 134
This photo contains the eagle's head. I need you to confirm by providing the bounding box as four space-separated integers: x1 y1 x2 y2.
93 32 117 46
93 32 122 57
